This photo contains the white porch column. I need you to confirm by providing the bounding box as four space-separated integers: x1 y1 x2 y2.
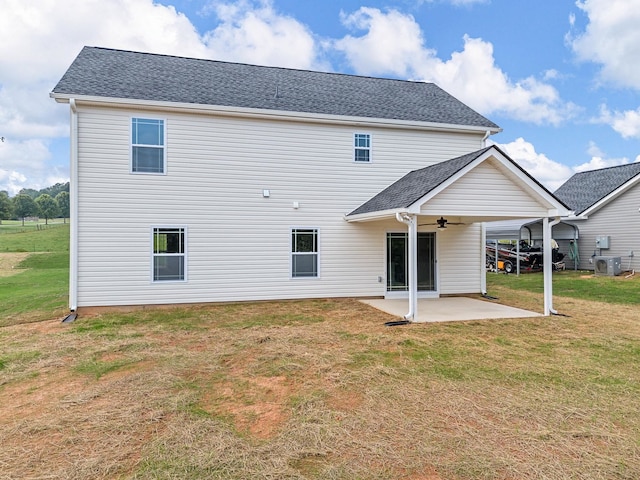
542 216 561 315
396 213 418 321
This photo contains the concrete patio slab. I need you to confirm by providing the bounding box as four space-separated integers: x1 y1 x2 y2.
360 297 542 323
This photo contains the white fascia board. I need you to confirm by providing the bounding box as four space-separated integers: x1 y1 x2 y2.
49 93 502 134
344 208 405 223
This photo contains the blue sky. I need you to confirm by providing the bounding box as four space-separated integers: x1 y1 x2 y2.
2 0 640 194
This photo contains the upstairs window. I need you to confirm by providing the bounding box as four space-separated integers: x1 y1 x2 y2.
354 133 371 162
132 118 165 174
153 227 186 282
291 228 318 278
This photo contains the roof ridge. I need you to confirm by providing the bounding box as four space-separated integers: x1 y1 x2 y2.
81 45 438 87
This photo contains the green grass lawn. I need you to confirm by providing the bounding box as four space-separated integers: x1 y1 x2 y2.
486 268 640 305
2 234 640 478
0 222 69 326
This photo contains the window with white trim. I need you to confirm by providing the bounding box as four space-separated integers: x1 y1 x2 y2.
354 133 371 162
153 227 186 282
291 228 318 278
132 118 165 173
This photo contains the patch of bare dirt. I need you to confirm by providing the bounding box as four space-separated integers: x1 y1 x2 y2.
0 252 31 277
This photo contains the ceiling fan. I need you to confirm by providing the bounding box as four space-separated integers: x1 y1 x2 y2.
418 216 466 229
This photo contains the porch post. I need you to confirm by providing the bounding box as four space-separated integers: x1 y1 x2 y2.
407 214 418 322
395 213 418 321
543 217 551 315
543 216 563 315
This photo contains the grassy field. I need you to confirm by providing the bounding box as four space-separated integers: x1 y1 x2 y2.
0 221 69 325
1 231 640 478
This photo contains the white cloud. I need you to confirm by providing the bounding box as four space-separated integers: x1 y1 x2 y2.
596 105 640 139
334 8 578 125
0 139 53 195
0 0 321 192
201 0 320 69
573 141 637 172
335 8 436 77
570 0 640 89
496 138 574 191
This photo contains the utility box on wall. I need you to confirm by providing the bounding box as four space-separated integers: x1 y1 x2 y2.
595 236 610 249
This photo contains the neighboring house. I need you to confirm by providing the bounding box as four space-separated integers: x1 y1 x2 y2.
554 163 640 272
50 47 570 319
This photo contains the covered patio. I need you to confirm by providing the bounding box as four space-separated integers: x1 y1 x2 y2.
346 146 572 323
361 297 541 323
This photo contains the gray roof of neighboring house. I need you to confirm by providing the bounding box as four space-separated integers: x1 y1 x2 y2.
347 147 492 216
51 46 500 129
554 163 640 215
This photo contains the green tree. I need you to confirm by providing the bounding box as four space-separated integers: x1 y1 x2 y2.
35 194 59 225
13 194 38 226
40 182 69 198
0 191 12 224
55 191 70 223
18 188 39 199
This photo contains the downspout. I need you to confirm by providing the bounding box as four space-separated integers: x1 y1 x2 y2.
69 99 79 313
480 222 487 294
482 130 491 147
395 212 418 321
542 216 561 315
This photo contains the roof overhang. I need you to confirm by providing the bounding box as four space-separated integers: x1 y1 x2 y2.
346 146 571 223
50 93 502 135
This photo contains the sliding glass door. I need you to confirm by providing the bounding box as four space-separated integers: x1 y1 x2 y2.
386 232 436 292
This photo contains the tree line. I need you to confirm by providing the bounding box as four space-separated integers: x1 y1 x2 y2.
0 182 70 225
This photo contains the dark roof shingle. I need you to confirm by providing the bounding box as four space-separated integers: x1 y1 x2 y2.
554 163 640 215
347 147 492 216
51 47 500 129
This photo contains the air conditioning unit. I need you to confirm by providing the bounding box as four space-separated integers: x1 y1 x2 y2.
594 256 622 276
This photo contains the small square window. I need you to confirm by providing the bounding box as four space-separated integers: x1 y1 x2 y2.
132 118 165 174
354 133 371 162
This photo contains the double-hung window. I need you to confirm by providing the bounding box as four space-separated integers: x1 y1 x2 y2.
132 118 165 173
291 228 318 278
152 227 186 282
354 133 371 163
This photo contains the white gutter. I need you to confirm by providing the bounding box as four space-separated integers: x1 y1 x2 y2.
542 216 561 315
69 99 79 312
51 94 503 136
395 213 418 322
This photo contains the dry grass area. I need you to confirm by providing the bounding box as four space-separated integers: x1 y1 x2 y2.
1 297 639 479
0 252 31 277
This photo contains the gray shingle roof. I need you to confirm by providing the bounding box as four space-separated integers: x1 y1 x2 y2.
51 47 500 129
554 163 640 215
347 147 493 216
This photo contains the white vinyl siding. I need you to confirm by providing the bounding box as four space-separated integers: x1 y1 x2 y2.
421 161 551 218
74 104 488 306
